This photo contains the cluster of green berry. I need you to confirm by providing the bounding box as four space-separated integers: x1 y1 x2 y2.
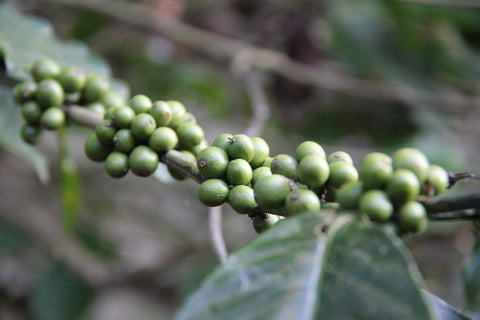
13 58 122 144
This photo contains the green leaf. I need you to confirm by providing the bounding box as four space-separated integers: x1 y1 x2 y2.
0 223 30 253
28 264 94 320
0 3 128 98
463 237 480 312
174 212 438 320
0 84 49 183
423 291 473 320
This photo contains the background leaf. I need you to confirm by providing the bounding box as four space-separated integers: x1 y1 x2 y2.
424 291 473 320
463 237 480 313
174 212 438 320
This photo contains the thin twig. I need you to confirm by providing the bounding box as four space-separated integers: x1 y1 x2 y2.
34 0 480 113
242 72 271 137
208 206 227 265
419 192 480 215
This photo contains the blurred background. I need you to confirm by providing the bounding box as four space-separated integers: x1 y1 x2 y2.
2 0 480 319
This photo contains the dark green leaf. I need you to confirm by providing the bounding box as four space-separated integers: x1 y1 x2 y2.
28 264 94 320
0 84 49 183
423 291 473 320
463 237 480 312
0 223 30 253
174 212 438 320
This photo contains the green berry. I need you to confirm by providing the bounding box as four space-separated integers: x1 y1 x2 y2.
12 81 37 104
297 154 330 189
424 164 449 196
295 141 326 162
86 102 106 116
103 106 119 120
252 166 272 185
190 139 208 156
31 58 60 81
129 145 159 177
20 124 41 145
84 133 112 162
101 90 125 109
359 190 393 222
327 151 353 165
254 174 291 210
336 181 363 210
167 100 187 129
252 213 281 233
95 120 117 146
397 201 427 233
131 113 157 141
250 137 270 169
328 161 358 189
36 79 65 108
57 66 86 92
149 127 179 154
359 152 393 190
212 133 234 152
177 123 205 149
149 101 172 127
392 148 429 183
40 107 65 130
113 129 137 153
226 159 253 185
105 152 129 178
198 179 229 207
228 185 257 214
197 146 229 179
21 101 42 125
111 106 135 129
387 169 420 205
285 189 320 216
129 94 152 114
82 74 109 103
227 134 255 162
271 154 298 180
262 157 273 168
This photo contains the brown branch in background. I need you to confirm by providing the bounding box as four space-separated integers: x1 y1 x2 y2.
35 0 480 113
208 206 227 265
242 72 271 137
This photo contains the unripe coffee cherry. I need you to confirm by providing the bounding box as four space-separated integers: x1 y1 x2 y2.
57 66 86 93
387 169 420 205
101 90 125 109
167 100 187 129
359 190 393 222
262 157 273 168
252 213 281 233
95 120 117 147
227 134 255 162
131 113 157 141
397 201 427 233
82 74 110 103
198 179 229 207
105 152 129 178
190 138 208 156
31 58 60 81
328 161 358 188
285 189 320 216
226 159 253 185
252 166 272 185
392 148 429 183
424 164 449 196
129 145 159 177
84 133 112 162
111 106 136 129
36 79 65 108
336 181 363 210
295 141 326 162
327 151 353 165
86 102 106 116
40 107 65 130
359 152 393 190
113 129 137 154
228 185 257 214
129 94 152 114
254 174 291 209
271 154 298 180
177 123 205 149
21 101 42 125
197 146 229 179
149 127 179 154
20 124 41 145
212 133 233 152
250 137 270 169
12 81 37 104
149 101 172 127
297 154 330 189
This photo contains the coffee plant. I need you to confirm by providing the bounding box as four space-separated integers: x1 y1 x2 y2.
2 3 480 320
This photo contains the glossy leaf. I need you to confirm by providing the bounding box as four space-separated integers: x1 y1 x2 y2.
174 212 439 320
0 84 49 183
